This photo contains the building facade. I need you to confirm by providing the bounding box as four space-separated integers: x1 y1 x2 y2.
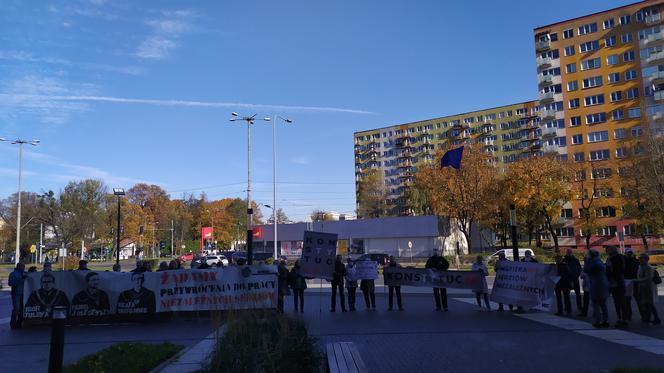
355 0 663 251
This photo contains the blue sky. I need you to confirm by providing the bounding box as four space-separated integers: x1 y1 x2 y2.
0 0 631 221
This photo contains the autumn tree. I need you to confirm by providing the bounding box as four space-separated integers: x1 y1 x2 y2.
310 209 335 221
356 169 388 218
414 146 497 250
573 166 600 251
266 208 290 224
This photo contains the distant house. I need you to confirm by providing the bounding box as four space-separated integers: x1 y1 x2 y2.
119 238 136 260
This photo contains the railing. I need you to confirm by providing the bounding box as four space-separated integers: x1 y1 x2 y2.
536 40 551 51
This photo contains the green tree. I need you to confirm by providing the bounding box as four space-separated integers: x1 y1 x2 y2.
356 169 388 218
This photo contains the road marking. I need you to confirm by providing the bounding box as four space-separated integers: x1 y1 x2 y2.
453 297 664 355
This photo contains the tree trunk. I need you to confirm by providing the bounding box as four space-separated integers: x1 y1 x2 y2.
641 233 649 250
585 232 591 251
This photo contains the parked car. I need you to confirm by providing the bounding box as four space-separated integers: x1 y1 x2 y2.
485 249 535 264
354 253 389 266
179 252 194 262
229 251 247 263
253 252 273 262
205 255 229 266
646 249 664 266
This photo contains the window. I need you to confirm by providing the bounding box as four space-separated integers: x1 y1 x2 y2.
628 107 641 118
624 225 636 235
569 98 580 108
620 15 631 25
567 81 578 91
550 32 558 42
570 116 582 126
594 188 614 198
606 55 618 65
580 41 600 53
625 70 637 80
579 23 598 35
605 36 617 46
599 226 618 236
591 168 612 179
584 94 604 106
590 149 610 161
564 45 575 56
582 76 602 88
612 110 624 120
631 126 643 137
627 87 639 99
572 134 583 144
586 113 607 124
604 19 615 29
563 29 574 39
610 91 623 102
574 152 585 162
616 147 628 158
566 63 577 73
588 130 609 142
597 206 617 217
581 58 601 70
614 128 627 139
608 73 620 83
622 33 633 43
623 51 635 62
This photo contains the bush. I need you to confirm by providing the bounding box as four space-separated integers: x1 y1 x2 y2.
64 342 183 373
63 256 81 270
207 311 322 373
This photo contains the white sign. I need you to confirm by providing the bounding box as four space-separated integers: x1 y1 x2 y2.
490 261 558 310
300 231 338 280
346 260 378 281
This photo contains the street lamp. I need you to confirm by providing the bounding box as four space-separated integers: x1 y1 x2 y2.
113 188 125 267
1 138 40 264
262 115 293 260
229 112 258 264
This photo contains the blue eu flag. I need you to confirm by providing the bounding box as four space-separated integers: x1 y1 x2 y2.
440 146 464 169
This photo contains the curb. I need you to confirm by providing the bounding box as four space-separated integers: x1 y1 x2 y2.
150 325 225 373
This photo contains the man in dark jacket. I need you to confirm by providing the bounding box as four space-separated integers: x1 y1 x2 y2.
425 250 449 311
277 258 289 313
8 263 26 328
387 256 404 311
606 246 628 327
623 250 641 321
563 249 583 312
330 255 347 312
555 255 573 316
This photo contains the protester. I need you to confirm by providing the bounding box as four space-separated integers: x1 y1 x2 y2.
425 249 449 311
132 260 143 272
494 252 513 312
277 258 289 313
345 258 358 311
472 255 491 311
578 252 591 317
387 255 403 311
330 255 347 312
554 255 572 316
623 250 640 322
143 261 154 272
584 249 609 328
77 260 90 270
360 258 377 310
43 260 52 273
157 261 169 271
168 260 178 270
606 246 628 327
8 262 26 329
289 260 307 312
521 250 538 263
563 249 582 313
635 253 661 324
28 266 37 272
112 264 121 272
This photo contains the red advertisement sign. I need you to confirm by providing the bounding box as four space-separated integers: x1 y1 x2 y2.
253 227 263 239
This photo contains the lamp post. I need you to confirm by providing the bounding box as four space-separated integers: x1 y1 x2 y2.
509 204 519 261
113 188 125 267
1 138 40 264
263 115 293 260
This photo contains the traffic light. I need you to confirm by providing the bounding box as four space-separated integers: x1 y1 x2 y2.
159 241 165 250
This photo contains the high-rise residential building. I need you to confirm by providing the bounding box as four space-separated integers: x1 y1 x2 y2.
355 0 663 251
354 101 541 216
534 0 663 250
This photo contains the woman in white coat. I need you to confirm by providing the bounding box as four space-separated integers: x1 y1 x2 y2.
472 255 491 311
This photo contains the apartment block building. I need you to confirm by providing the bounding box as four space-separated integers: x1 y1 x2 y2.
355 0 663 251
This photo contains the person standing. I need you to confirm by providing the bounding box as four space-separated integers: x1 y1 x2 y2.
521 250 538 263
494 252 513 312
635 253 661 324
345 258 358 311
8 263 26 329
606 246 628 327
289 260 307 312
584 250 609 328
623 250 641 322
360 273 376 310
77 260 90 270
554 255 573 316
578 253 591 317
563 249 582 313
330 255 347 312
425 249 449 311
386 256 403 311
277 258 289 313
472 255 491 311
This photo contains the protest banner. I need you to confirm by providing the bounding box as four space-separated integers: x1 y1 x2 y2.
383 267 484 291
490 261 558 310
22 265 278 324
300 231 337 280
347 260 378 281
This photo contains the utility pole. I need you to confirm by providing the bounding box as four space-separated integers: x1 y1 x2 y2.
510 204 519 261
39 223 43 264
171 219 174 258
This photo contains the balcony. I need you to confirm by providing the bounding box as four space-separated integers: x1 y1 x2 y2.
647 50 664 64
539 91 555 102
536 57 552 68
539 109 556 120
655 90 664 101
542 143 559 153
649 71 664 84
536 40 551 51
538 75 553 86
645 32 664 45
646 13 662 25
651 112 664 122
541 126 558 137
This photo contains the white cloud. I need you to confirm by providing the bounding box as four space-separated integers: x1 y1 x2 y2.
136 37 177 59
0 94 375 114
291 156 311 165
0 50 144 75
136 9 195 60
